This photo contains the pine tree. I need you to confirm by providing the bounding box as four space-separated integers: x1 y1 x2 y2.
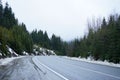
0 0 3 26
2 3 17 29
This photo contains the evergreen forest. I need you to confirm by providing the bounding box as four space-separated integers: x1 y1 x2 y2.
0 2 120 63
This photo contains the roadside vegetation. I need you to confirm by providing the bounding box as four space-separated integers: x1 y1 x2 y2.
66 15 120 63
0 2 120 63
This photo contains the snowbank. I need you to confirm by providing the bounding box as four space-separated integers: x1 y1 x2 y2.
7 45 19 57
22 51 29 55
0 56 24 65
0 53 2 56
33 45 56 56
64 56 120 68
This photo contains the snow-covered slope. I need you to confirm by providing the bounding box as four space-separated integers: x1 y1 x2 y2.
0 56 24 65
0 45 19 58
64 56 120 68
6 45 19 57
0 44 56 59
33 45 56 56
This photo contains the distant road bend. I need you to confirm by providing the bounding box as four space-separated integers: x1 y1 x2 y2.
0 56 120 80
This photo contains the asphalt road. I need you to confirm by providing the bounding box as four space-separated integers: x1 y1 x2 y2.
0 57 46 80
33 56 120 80
0 56 120 80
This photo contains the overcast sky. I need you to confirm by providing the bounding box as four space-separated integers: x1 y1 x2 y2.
2 0 120 41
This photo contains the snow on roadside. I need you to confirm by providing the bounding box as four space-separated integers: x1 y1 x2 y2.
0 53 2 56
7 45 19 56
64 56 120 68
0 56 24 65
33 45 56 56
22 51 29 55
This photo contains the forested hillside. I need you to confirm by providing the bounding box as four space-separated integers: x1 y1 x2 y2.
0 2 120 63
66 15 120 63
0 2 64 57
0 2 33 57
30 30 66 55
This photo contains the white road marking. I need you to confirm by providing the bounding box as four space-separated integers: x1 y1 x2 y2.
64 57 120 79
33 57 69 80
78 66 120 79
33 56 120 80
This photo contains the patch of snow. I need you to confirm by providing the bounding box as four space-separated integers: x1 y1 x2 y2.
64 56 120 68
48 50 56 55
0 56 24 65
43 52 47 56
23 51 29 55
35 51 39 55
6 45 18 56
40 48 42 51
34 45 38 48
33 49 36 52
33 45 56 56
0 53 2 56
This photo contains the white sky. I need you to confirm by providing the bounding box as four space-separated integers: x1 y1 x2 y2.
2 0 120 41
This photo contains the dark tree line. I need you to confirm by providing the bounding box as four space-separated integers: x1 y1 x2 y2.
0 2 120 63
30 15 120 63
0 2 33 57
66 15 120 63
0 2 65 57
0 2 17 29
30 30 66 55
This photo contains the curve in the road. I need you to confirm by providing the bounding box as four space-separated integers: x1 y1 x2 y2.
32 57 69 80
33 56 120 80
